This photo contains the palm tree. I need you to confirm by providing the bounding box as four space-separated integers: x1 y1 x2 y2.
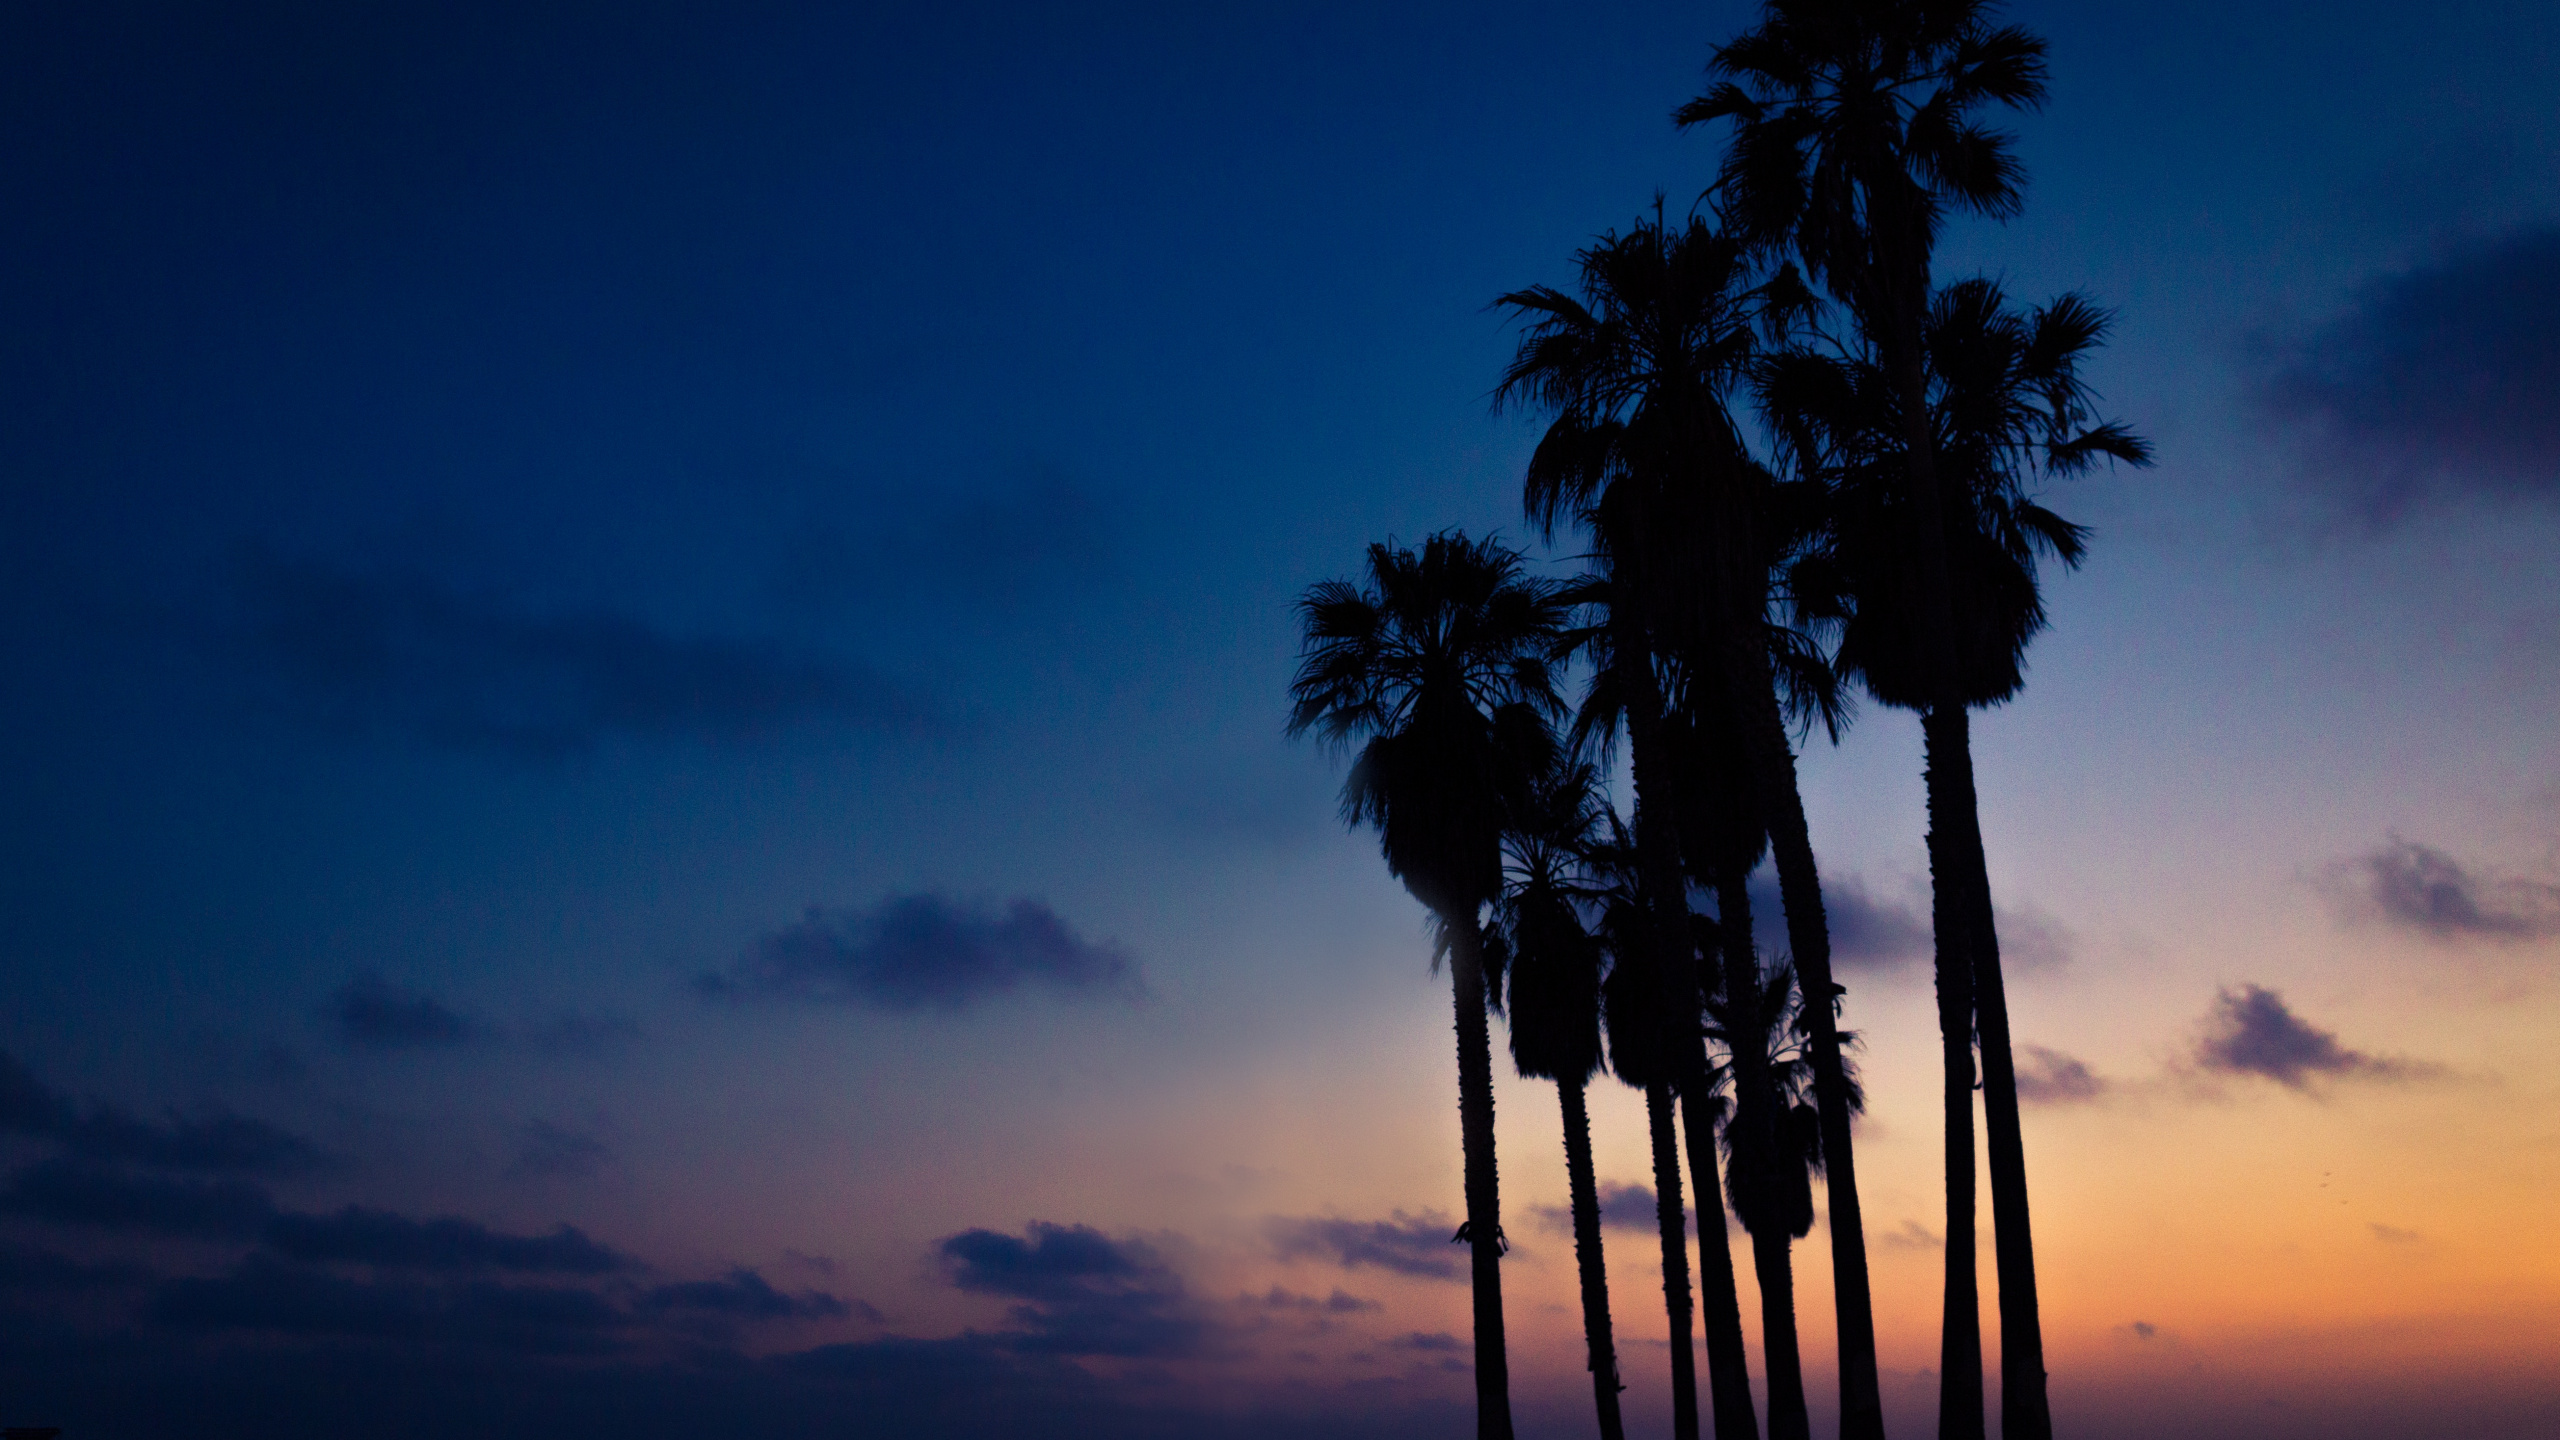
1766 277 2150 1440
1556 549 1758 1440
1682 8 2060 1435
1587 816 1708 1440
1489 755 1626 1440
1288 531 1568 1440
1498 212 1877 1440
1709 962 1867 1440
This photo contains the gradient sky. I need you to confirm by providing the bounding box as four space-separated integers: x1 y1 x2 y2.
2 3 2557 1437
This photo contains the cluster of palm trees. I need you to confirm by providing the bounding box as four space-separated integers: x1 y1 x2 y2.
1285 5 2148 1440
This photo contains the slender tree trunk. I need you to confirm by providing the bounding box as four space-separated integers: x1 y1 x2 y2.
1748 1227 1811 1440
1927 711 1985 1440
1932 706 2050 1440
1681 1090 1761 1440
1646 1081 1702 1440
1447 918 1516 1440
1868 233 2052 1440
1617 612 1759 1440
1560 1078 1628 1440
1723 627 1885 1440
1712 875 1808 1440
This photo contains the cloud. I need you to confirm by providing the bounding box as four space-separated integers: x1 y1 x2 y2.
1265 1210 1461 1281
2192 986 2414 1088
0 1159 276 1239
703 895 1140 1012
1239 1286 1379 1315
1388 1330 1463 1353
1532 1182 1689 1236
2338 836 2560 941
2126 1320 2158 1341
152 1258 628 1355
2259 224 2560 525
1746 873 2071 975
506 1121 613 1182
261 1207 629 1275
0 1051 322 1176
326 975 476 1049
2012 1044 2106 1105
1878 1219 1942 1250
936 1223 1204 1359
231 550 920 758
2370 1223 2422 1245
640 1268 858 1322
1748 873 1929 971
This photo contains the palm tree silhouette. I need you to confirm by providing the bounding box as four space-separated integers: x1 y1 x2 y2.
1499 211 1869 1440
1683 7 2063 1434
1767 277 2150 1440
1288 531 1568 1440
1499 223 1772 1437
1709 960 1867 1440
1586 814 1711 1440
1490 754 1626 1440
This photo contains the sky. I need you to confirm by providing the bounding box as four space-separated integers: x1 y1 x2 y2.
0 1 2556 1436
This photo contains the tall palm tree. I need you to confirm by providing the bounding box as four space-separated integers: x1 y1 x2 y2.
1288 532 1568 1440
1556 548 1757 1440
1767 277 2150 1440
1498 212 1879 1440
1683 8 2059 1435
1587 816 1707 1440
1490 756 1626 1440
1709 962 1867 1440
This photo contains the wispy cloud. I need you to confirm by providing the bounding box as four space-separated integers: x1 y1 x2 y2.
937 1222 1204 1359
2192 985 2421 1089
326 975 477 1050
1530 1181 1689 1236
1265 1210 1463 1281
2257 225 2560 526
2013 1044 2106 1105
702 894 1140 1012
2334 836 2560 941
230 550 922 758
0 1051 322 1175
1746 873 2075 973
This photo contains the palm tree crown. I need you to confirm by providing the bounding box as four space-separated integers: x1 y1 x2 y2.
1288 532 1567 921
1771 276 2151 708
1679 0 2049 323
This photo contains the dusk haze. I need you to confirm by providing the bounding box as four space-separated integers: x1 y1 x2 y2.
1 3 2555 1438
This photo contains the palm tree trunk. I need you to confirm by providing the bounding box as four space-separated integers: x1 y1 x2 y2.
1447 917 1517 1440
1645 1080 1702 1440
1928 708 1985 1440
1930 705 2050 1440
1870 240 2051 1440
1681 1090 1761 1440
1748 1227 1810 1440
1722 626 1886 1440
1615 612 1760 1440
1711 875 1806 1440
1559 1077 1628 1440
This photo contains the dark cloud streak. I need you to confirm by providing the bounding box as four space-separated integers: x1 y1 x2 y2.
2194 985 2411 1088
2261 225 2560 525
2345 836 2560 941
1265 1211 1462 1281
231 550 921 758
704 895 1140 1012
936 1222 1203 1359
326 975 476 1049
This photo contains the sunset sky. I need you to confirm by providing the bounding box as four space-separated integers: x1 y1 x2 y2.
2 2 2556 1437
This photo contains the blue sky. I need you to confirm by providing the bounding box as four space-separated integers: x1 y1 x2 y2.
2 3 2557 1437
